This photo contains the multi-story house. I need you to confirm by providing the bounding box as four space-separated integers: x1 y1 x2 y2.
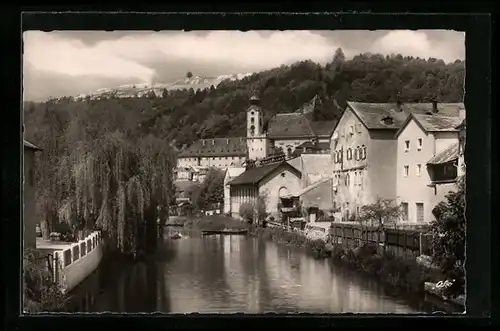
395 110 465 224
24 140 43 249
331 100 464 222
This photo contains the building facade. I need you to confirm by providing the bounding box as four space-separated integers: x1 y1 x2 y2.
331 101 465 222
229 162 302 219
395 113 463 223
24 140 43 249
223 167 245 214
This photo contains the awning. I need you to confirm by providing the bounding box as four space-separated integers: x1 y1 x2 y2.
280 207 295 213
427 142 459 165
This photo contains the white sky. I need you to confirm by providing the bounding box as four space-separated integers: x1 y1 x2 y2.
23 30 465 101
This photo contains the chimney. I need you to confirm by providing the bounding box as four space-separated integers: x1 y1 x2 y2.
226 138 229 145
432 99 438 113
396 94 403 112
212 139 215 146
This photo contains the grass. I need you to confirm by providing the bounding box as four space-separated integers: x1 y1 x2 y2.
181 215 249 231
330 242 433 294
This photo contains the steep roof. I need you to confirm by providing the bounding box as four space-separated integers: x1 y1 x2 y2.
310 120 338 137
267 113 315 139
396 113 463 138
178 137 247 157
229 162 300 186
347 102 465 131
413 114 463 132
427 142 459 165
24 140 43 151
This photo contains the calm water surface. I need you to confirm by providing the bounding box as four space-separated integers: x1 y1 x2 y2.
90 233 451 314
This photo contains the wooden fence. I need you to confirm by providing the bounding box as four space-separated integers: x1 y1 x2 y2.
328 223 433 258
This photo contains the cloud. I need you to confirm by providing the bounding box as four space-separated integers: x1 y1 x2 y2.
371 30 464 63
22 30 465 101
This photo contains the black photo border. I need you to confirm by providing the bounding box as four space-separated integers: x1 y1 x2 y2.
1 6 495 330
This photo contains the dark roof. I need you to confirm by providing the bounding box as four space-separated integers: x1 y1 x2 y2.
267 113 315 139
427 142 459 165
229 162 300 186
178 137 247 157
396 113 463 138
24 140 43 151
413 114 463 132
348 102 465 130
296 141 330 150
310 120 337 137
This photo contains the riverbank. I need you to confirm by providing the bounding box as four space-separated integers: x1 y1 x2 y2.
247 224 464 309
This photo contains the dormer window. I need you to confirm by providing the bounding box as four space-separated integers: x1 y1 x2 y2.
381 116 394 125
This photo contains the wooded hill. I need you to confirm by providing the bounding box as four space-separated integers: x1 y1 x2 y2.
25 48 465 151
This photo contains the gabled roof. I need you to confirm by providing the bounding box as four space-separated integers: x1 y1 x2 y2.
24 140 43 151
347 102 465 131
395 113 463 138
267 113 316 139
229 162 301 186
427 142 459 165
178 137 247 157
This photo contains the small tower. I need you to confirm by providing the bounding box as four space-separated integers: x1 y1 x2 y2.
246 95 268 161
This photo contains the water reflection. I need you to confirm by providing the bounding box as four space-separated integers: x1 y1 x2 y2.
91 235 451 313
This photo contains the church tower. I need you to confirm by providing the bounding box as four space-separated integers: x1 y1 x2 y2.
246 95 268 161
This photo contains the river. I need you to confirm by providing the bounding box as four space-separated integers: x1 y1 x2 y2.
80 233 455 314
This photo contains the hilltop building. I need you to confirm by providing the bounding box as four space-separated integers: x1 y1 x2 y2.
331 100 465 223
175 95 338 181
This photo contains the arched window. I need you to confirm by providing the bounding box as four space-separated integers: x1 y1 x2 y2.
287 147 292 157
278 186 289 198
346 148 353 160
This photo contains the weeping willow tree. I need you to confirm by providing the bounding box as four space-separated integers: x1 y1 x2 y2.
31 109 175 256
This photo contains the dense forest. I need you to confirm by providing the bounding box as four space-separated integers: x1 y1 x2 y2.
25 48 465 151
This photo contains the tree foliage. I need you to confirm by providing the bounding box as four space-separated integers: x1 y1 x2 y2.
188 167 225 210
239 194 268 224
26 51 465 150
358 197 403 226
24 96 176 256
429 175 465 294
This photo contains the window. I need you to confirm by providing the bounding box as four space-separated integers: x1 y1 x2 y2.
345 173 350 186
346 148 352 160
417 138 423 150
349 126 354 135
416 164 422 177
401 202 409 221
404 165 409 177
361 145 367 160
359 171 363 186
404 140 410 152
354 172 358 185
357 123 362 133
416 203 424 223
250 117 254 124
